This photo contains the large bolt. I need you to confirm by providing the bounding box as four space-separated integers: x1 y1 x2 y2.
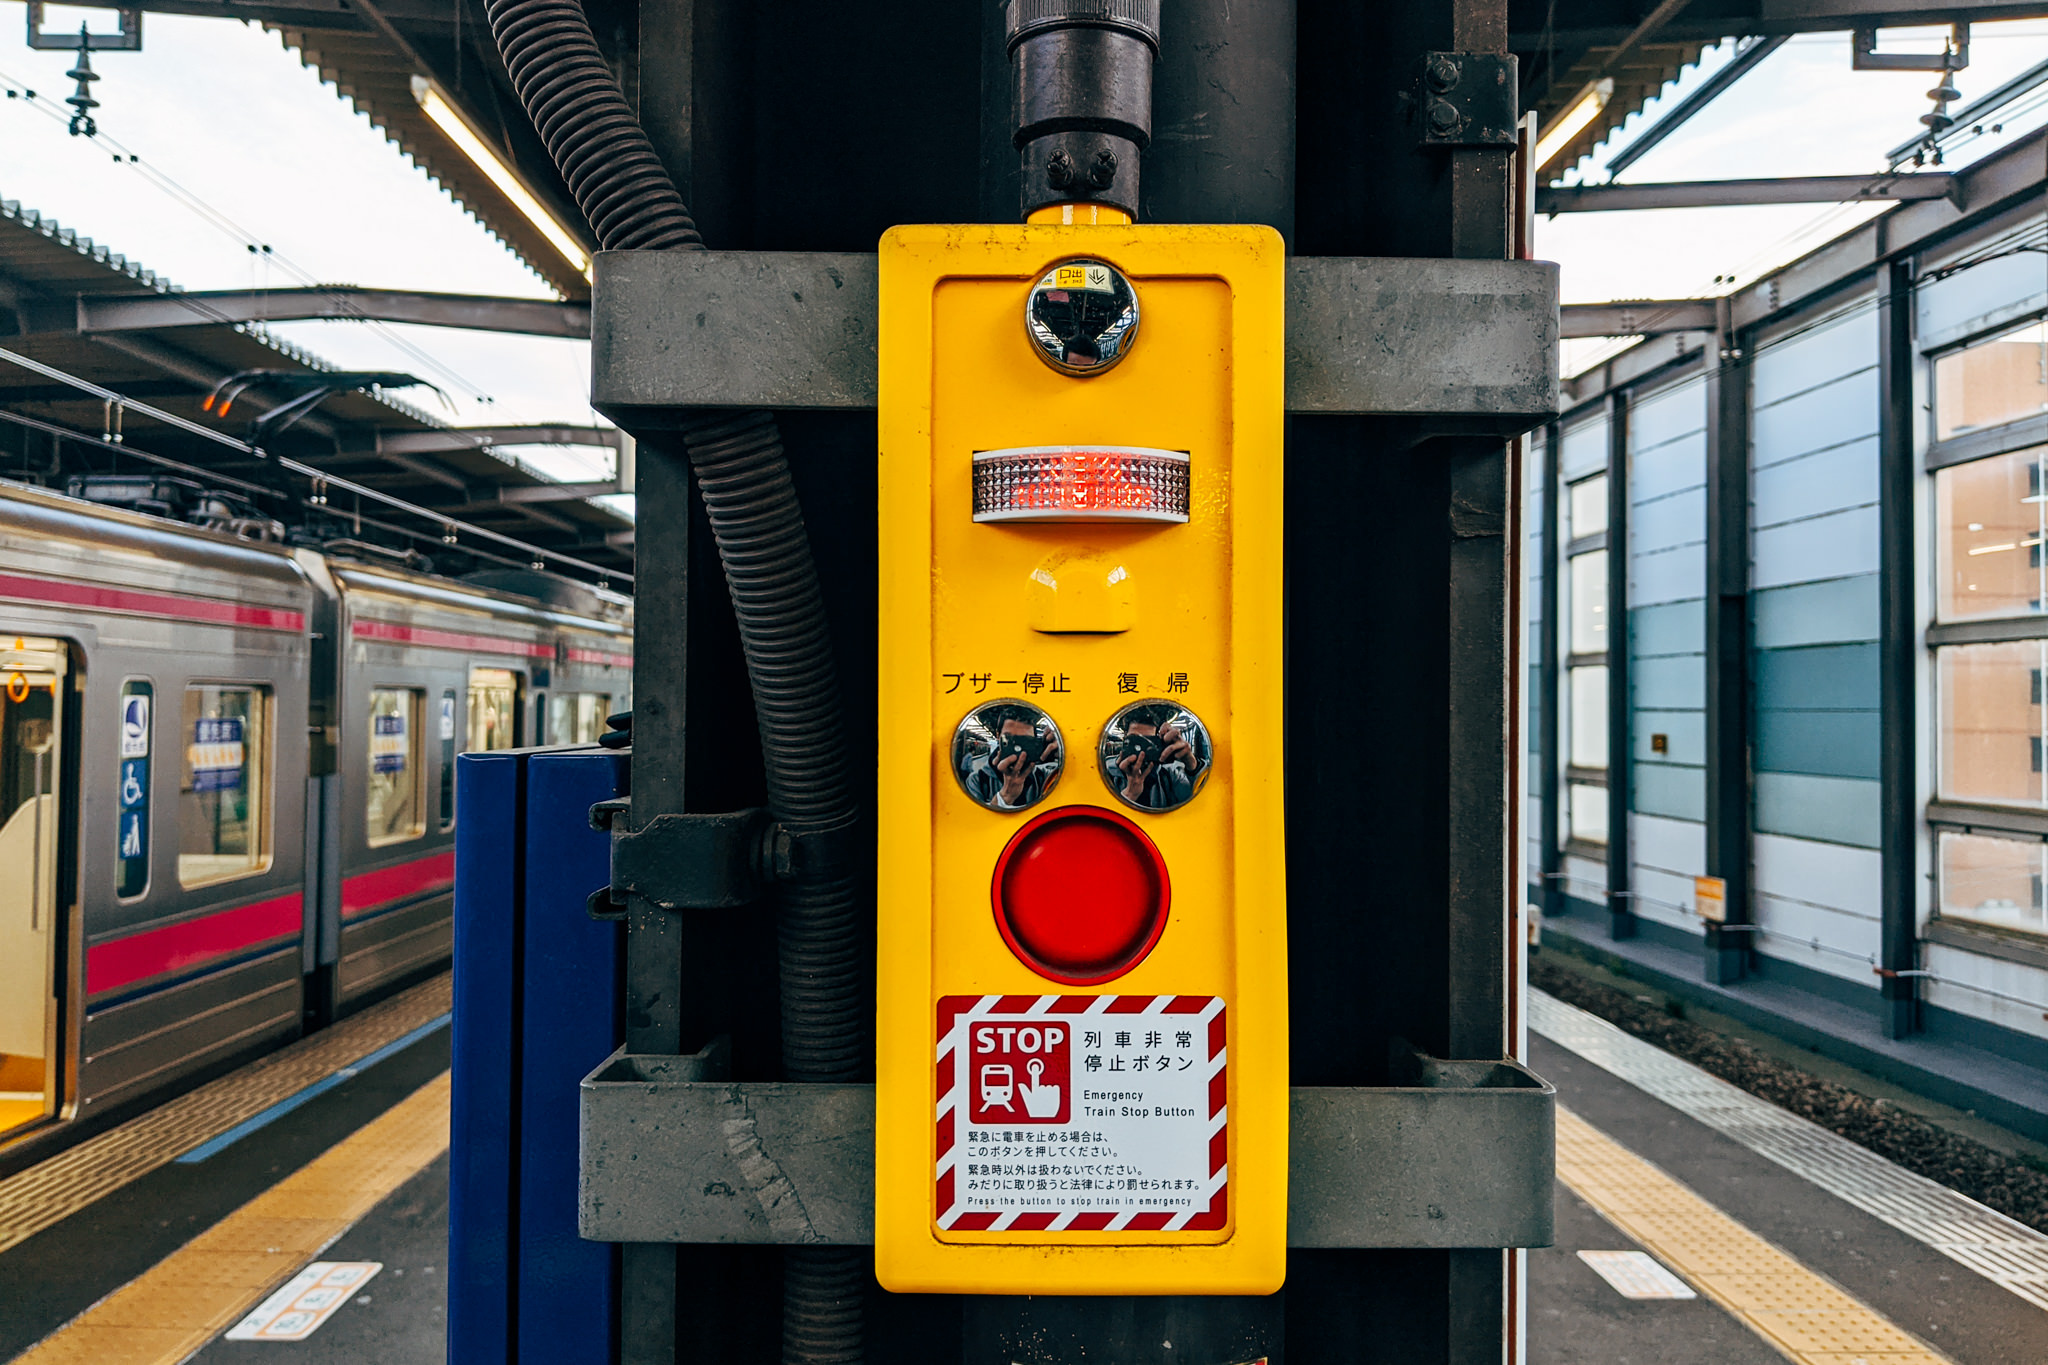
1046 149 1075 189
1088 148 1118 188
1426 54 1462 92
1428 99 1462 135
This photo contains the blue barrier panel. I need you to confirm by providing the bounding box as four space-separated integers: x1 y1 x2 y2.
517 749 625 1362
449 749 524 1364
449 747 624 1364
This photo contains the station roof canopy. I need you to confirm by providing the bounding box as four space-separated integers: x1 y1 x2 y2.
0 197 632 577
33 2 2037 295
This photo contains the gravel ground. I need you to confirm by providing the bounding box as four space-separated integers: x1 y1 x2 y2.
1530 953 2048 1233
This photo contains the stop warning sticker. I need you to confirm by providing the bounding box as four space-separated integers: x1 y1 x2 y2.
934 995 1227 1234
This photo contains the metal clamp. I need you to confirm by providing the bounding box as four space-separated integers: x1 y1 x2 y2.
587 798 861 917
1415 52 1518 149
588 798 772 916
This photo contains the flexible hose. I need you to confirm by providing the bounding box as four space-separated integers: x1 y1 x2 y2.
483 2 865 1357
677 411 867 1082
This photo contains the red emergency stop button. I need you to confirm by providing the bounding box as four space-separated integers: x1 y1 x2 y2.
992 805 1169 985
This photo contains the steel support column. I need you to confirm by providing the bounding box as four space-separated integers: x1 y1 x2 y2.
1538 423 1563 927
1878 260 1921 1039
1605 392 1634 940
620 438 690 1363
1703 312 1752 984
1445 0 1514 1349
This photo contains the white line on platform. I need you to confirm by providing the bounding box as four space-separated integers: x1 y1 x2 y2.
1531 988 2048 1313
1576 1249 1698 1300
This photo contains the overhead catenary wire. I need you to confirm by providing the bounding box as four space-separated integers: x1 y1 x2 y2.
0 69 504 409
0 342 629 583
0 71 631 492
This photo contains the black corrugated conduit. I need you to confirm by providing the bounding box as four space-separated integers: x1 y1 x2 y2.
483 1 866 1358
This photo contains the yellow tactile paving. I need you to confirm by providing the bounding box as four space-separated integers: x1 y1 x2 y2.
1556 1105 1953 1365
0 971 449 1255
12 1069 449 1365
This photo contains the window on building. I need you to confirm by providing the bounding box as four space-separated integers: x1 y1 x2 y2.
1936 642 2048 808
367 688 424 847
178 684 271 887
467 668 519 753
1935 319 2048 441
1930 324 2048 938
1563 470 1610 847
1937 828 2047 935
1569 474 1609 540
548 693 613 746
1569 551 1608 654
1568 782 1609 846
1935 443 2048 620
1569 666 1609 769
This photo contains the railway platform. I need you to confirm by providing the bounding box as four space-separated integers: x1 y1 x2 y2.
1 967 2042 1363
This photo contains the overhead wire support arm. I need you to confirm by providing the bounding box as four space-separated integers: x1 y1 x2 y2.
1887 52 2048 165
1536 173 1955 213
0 342 631 583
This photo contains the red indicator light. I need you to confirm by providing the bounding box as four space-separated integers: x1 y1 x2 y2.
972 446 1189 523
992 805 1169 985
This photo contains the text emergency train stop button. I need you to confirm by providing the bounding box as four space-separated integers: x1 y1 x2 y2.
936 996 1227 1235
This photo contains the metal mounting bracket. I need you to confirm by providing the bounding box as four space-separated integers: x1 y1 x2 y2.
1415 52 1518 149
1852 24 1967 72
579 1045 1556 1248
588 798 772 915
27 2 142 50
587 798 861 916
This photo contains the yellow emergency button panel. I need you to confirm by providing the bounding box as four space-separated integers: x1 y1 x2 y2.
875 224 1287 1295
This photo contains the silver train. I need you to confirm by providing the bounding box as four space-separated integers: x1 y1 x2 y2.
0 480 632 1163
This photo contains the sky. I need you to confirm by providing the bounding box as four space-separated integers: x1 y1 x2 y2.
4 10 2048 424
1543 21 2048 372
0 5 614 489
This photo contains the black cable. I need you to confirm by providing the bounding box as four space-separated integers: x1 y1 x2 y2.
482 2 867 1358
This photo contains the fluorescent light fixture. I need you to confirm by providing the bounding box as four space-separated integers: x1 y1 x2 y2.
411 76 593 284
1534 79 1613 175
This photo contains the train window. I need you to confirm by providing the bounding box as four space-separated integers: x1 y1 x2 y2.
367 688 424 847
533 691 547 744
548 693 612 745
117 680 152 898
467 668 519 752
438 689 457 831
178 684 273 888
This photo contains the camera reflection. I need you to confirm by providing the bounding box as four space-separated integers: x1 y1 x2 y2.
1100 701 1210 812
954 701 1064 811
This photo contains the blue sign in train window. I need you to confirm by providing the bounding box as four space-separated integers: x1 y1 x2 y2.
189 716 247 793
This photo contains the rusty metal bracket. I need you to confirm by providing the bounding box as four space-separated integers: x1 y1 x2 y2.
587 798 862 917
1415 52 1518 149
588 798 772 916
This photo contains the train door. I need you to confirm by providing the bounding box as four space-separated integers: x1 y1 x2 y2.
0 636 67 1138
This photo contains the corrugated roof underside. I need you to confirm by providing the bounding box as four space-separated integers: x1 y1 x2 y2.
270 25 592 302
1536 40 1711 177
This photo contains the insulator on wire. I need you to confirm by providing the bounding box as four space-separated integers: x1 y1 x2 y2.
64 34 98 136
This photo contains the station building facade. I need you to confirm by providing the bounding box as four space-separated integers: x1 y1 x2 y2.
1527 129 2048 1097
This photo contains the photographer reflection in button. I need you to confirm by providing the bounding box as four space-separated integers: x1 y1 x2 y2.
1103 702 1210 811
958 702 1063 810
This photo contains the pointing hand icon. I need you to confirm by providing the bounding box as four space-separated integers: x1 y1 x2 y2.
1018 1058 1062 1119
